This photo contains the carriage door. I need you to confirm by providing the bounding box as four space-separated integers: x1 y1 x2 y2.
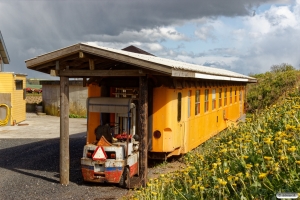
176 92 184 149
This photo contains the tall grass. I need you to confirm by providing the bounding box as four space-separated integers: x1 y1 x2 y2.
129 89 300 199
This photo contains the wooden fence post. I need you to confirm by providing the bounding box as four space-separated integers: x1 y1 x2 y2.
60 76 69 185
139 76 148 187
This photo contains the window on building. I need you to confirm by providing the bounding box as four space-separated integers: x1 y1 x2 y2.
188 90 192 117
212 89 216 110
219 88 222 108
177 92 182 122
15 80 23 90
230 88 232 104
195 90 200 115
204 89 209 112
224 88 227 106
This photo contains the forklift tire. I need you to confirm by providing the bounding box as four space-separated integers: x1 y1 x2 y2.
119 167 130 188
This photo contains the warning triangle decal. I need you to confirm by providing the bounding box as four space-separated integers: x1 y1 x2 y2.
92 146 107 161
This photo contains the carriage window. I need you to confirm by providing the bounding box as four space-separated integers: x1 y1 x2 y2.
195 90 200 115
224 88 227 106
212 89 216 110
188 90 192 117
204 89 209 112
235 87 237 102
230 88 232 104
177 92 182 122
219 88 222 108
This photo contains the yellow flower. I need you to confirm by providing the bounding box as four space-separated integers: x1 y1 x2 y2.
200 186 205 191
257 150 262 154
224 169 230 174
220 148 227 153
212 163 218 169
280 156 288 161
295 161 300 165
246 164 253 169
220 180 227 186
191 185 196 189
245 172 250 178
227 140 233 144
282 139 289 144
264 156 272 161
287 146 297 152
242 155 249 159
258 173 268 179
265 140 274 145
227 176 234 181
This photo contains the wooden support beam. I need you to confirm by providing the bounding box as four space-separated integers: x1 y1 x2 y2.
83 78 87 87
35 61 55 70
60 76 69 185
58 69 146 77
89 59 95 70
139 76 148 187
56 61 59 70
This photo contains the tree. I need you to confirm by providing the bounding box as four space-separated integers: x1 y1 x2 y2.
270 63 295 73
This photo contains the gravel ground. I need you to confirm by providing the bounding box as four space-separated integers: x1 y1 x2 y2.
0 113 185 200
0 137 129 200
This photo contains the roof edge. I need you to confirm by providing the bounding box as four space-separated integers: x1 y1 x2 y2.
0 31 10 64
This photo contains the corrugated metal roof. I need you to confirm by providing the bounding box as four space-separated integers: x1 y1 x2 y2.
0 31 10 64
26 42 256 82
82 43 255 81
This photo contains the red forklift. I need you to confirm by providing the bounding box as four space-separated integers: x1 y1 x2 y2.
81 97 139 188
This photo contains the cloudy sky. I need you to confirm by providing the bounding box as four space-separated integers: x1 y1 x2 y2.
0 0 299 79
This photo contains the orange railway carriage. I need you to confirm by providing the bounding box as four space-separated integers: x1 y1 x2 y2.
150 85 245 159
87 82 247 160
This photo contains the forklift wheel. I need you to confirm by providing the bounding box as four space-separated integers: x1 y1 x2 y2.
119 167 130 188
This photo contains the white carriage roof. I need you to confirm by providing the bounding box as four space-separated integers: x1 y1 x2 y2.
26 43 256 83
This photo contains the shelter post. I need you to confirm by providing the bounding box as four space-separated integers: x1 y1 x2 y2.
138 76 148 186
60 76 69 185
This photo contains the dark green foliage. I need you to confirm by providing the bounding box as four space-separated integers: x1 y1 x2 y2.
246 63 300 112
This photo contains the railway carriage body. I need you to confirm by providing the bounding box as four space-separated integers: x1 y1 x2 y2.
86 82 246 160
149 85 245 159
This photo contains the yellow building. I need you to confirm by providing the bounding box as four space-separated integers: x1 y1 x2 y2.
0 31 27 126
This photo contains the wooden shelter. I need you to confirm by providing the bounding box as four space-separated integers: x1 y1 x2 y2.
25 43 256 186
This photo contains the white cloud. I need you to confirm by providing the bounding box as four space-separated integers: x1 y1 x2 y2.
194 26 216 41
85 27 187 44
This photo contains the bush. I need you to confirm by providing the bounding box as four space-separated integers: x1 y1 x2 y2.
246 64 299 112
